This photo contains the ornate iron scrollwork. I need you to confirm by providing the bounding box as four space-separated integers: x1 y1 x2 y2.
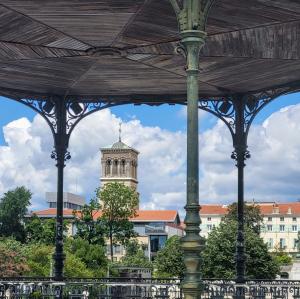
13 97 126 161
198 86 293 149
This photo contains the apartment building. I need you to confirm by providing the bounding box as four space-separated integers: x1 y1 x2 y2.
200 202 300 254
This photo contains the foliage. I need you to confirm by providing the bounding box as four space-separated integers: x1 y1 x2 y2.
272 246 293 266
25 216 69 245
73 198 105 245
154 236 184 278
224 202 263 234
0 238 29 277
24 243 53 277
97 183 139 261
23 238 107 278
64 253 94 278
121 239 152 269
0 186 32 242
65 238 108 277
202 220 279 279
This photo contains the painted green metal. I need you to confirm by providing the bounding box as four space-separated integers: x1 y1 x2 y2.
232 98 248 285
181 31 205 299
52 98 68 282
170 1 214 298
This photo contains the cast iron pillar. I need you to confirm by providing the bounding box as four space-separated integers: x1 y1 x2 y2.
51 98 69 281
182 30 206 299
170 1 213 298
231 98 249 285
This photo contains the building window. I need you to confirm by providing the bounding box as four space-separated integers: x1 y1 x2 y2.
268 217 272 221
293 217 297 222
280 217 284 221
114 245 121 254
207 225 212 231
207 217 211 221
267 238 273 249
294 239 299 249
49 202 56 208
267 225 272 231
280 225 285 232
150 235 167 253
279 238 286 249
292 225 298 232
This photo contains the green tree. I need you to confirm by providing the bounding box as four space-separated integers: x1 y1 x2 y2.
73 198 105 245
25 215 69 245
0 238 29 277
272 246 293 266
224 202 263 234
121 239 152 269
0 186 32 242
154 236 184 278
64 253 94 278
202 220 279 279
24 243 53 276
24 240 98 278
65 238 108 277
98 183 138 261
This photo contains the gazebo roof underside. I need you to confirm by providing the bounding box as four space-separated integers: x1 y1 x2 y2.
1 0 300 103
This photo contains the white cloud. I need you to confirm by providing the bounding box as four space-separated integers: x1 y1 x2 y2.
0 109 187 212
1 104 300 216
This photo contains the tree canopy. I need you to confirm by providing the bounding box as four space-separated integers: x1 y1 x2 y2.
120 239 152 269
202 220 279 279
97 183 138 261
73 198 105 245
154 236 184 278
0 186 32 242
224 202 263 234
25 215 69 245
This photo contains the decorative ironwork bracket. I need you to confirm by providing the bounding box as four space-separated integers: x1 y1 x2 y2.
198 86 293 283
13 97 124 161
198 86 293 161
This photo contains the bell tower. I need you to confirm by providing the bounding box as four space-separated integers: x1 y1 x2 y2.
100 124 139 191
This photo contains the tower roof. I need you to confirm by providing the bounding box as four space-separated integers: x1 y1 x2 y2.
101 140 139 153
111 140 132 150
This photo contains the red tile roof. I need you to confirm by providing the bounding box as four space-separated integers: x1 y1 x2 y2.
200 205 228 215
32 209 178 222
33 208 75 217
200 202 300 216
258 202 300 215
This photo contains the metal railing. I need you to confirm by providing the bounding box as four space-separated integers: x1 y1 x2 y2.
202 279 300 299
0 277 182 299
2 278 300 299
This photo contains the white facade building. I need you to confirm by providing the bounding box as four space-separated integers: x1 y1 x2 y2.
200 202 300 254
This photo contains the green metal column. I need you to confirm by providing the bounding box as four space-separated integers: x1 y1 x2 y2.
170 1 212 297
180 31 206 299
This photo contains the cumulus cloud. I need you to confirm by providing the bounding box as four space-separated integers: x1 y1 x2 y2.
0 109 187 211
0 104 300 215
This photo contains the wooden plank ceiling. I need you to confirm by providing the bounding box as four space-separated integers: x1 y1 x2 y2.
0 0 300 102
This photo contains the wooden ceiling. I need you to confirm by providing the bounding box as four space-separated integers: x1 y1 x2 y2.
1 0 300 102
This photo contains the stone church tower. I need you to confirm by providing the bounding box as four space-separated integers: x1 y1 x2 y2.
100 129 139 191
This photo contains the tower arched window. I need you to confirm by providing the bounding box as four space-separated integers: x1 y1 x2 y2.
105 160 112 176
113 160 118 176
121 159 126 176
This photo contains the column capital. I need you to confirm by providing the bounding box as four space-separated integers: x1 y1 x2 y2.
170 0 215 32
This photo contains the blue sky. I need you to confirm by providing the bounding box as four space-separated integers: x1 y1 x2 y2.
1 92 299 145
1 93 300 212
